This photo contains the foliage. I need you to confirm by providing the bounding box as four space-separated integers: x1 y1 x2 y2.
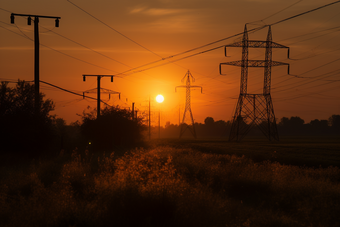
0 145 339 227
80 106 146 151
52 118 83 152
0 80 55 155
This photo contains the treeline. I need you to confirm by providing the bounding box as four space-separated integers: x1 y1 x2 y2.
1 80 339 157
159 115 340 138
0 80 146 157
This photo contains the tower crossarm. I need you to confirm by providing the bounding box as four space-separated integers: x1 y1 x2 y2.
175 85 186 92
226 40 288 48
175 85 202 93
220 60 290 74
190 86 203 93
224 41 290 58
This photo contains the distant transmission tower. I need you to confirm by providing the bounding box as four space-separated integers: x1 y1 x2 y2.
176 70 202 138
220 25 290 141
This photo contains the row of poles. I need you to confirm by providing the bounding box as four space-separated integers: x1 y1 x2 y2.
9 12 203 140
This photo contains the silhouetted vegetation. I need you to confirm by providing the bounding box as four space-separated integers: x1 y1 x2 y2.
80 106 147 151
278 115 340 136
0 145 339 227
160 117 232 138
1 80 340 226
159 115 340 138
52 118 83 152
0 80 55 157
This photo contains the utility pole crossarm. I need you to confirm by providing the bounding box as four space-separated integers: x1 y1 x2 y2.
11 13 60 19
82 74 116 118
83 74 115 82
11 13 60 27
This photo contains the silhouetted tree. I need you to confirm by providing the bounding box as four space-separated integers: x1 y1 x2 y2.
278 116 305 135
308 119 329 135
204 117 215 126
80 106 146 151
0 80 55 156
329 114 340 134
52 119 83 151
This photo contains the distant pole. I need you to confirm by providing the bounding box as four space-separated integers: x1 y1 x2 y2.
158 106 161 139
97 76 101 118
149 96 151 140
83 74 114 119
179 106 180 125
132 102 135 119
11 13 60 116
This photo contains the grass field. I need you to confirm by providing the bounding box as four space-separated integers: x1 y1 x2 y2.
0 136 339 226
154 136 340 168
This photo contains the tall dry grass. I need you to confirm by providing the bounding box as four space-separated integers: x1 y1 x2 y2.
0 146 339 226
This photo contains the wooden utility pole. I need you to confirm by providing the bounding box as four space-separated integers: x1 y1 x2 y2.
83 75 114 118
11 13 60 115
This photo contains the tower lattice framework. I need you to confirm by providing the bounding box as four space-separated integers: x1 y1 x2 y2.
176 70 202 138
220 25 290 141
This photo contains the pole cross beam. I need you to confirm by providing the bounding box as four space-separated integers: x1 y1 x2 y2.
83 75 115 118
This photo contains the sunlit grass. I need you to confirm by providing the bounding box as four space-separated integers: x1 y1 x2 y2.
0 146 339 226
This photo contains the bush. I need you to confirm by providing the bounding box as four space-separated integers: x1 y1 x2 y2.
80 106 146 151
0 80 55 156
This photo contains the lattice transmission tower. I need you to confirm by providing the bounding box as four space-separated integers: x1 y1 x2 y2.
220 25 290 141
176 70 202 139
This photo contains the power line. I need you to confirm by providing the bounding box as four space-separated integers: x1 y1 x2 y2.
66 0 164 59
0 22 123 75
114 1 340 77
39 80 111 106
43 25 132 69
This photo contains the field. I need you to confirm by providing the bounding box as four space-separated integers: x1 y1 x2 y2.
157 136 340 168
0 136 339 226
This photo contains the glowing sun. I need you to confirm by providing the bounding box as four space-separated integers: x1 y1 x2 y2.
156 94 164 103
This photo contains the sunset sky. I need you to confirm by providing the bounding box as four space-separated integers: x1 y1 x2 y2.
1 0 340 126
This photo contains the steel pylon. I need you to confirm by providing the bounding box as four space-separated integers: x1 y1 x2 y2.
176 70 202 138
220 25 290 141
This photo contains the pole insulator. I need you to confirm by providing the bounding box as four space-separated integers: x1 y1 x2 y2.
55 18 59 27
27 16 32 25
10 14 14 24
111 76 113 82
83 75 86 81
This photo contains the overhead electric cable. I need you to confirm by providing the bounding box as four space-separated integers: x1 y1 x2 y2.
40 80 111 106
115 1 340 76
0 22 124 75
43 25 131 68
66 0 164 59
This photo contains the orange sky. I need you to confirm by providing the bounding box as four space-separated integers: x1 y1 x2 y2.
1 0 340 126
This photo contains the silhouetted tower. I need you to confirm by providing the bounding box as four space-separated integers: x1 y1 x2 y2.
11 13 60 116
83 75 116 118
176 70 202 138
220 25 290 141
